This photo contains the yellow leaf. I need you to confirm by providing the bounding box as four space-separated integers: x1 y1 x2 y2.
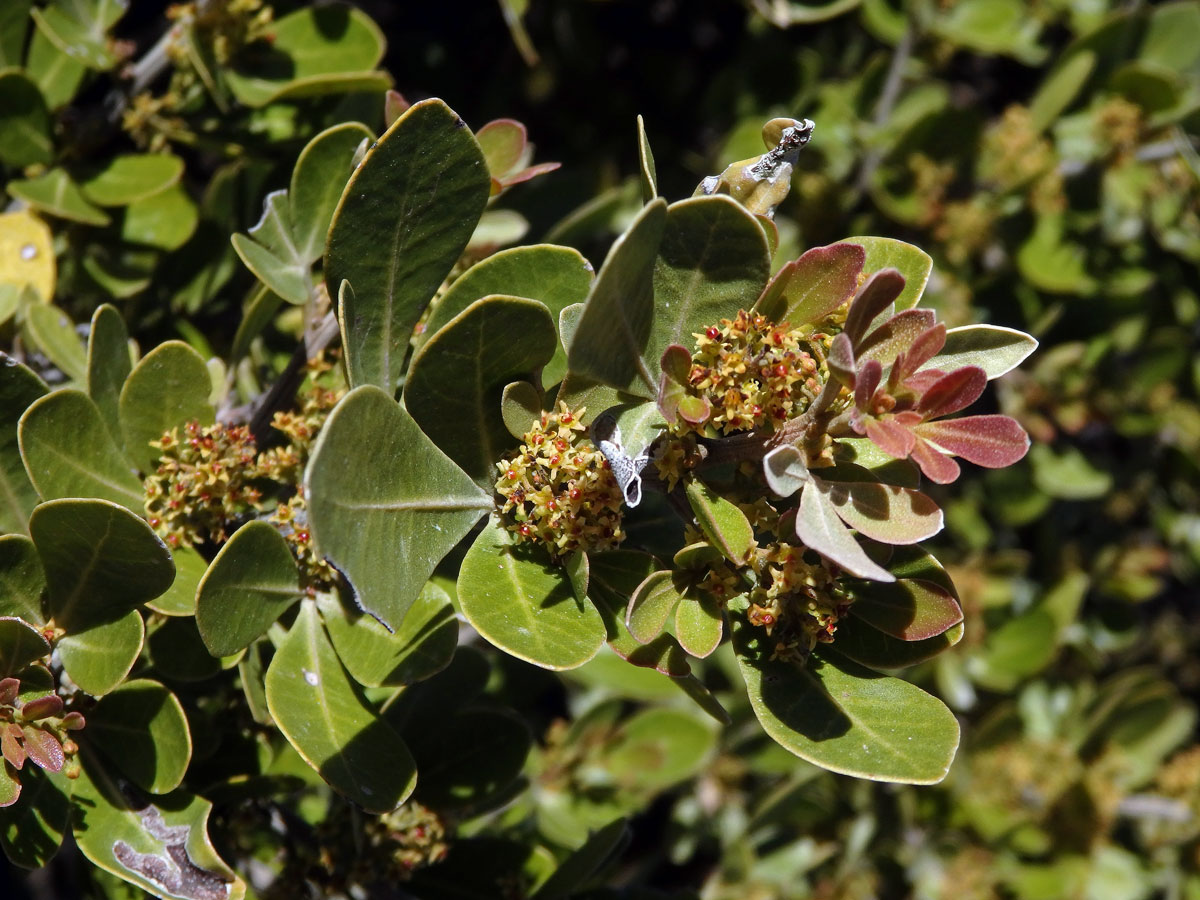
0 210 55 301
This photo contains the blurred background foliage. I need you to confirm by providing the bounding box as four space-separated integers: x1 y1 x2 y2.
3 0 1200 897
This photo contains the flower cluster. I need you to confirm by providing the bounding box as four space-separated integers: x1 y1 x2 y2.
269 492 337 591
494 403 626 558
680 309 822 435
746 541 845 658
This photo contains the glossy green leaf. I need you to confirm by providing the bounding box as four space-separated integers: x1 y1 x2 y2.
326 98 490 390
88 680 192 794
733 615 960 783
194 521 302 657
86 305 132 447
79 155 185 207
815 475 943 545
146 545 207 617
8 169 110 226
29 498 174 632
23 303 86 381
605 707 717 790
0 71 53 168
501 380 542 440
847 578 963 641
225 4 389 107
18 390 143 511
406 295 557 484
459 517 607 670
560 199 667 405
231 191 309 305
843 236 932 311
404 708 531 810
637 114 658 202
796 481 894 582
0 357 47 535
0 535 46 622
290 122 374 265
265 601 417 813
71 753 244 900
319 582 457 688
674 593 724 658
0 617 50 676
685 480 756 564
118 340 213 474
305 385 491 629
25 23 85 109
928 324 1038 379
30 0 124 71
57 608 144 697
0 764 70 868
121 183 198 251
626 570 683 645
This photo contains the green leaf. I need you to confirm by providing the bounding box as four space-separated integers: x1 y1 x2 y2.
0 617 49 676
796 481 894 582
86 305 132 447
71 754 244 900
966 607 1058 691
0 2 31 68
0 356 48 535
637 114 658 202
57 608 144 696
928 324 1038 379
231 190 310 305
0 765 71 868
224 4 389 107
305 385 491 629
0 535 46 622
319 582 457 688
23 303 87 381
733 616 960 783
1016 214 1097 295
625 570 683 645
146 545 207 617
194 521 302 657
847 578 963 641
531 819 631 900
19 390 143 511
265 600 417 813
459 517 607 670
29 498 174 632
501 380 542 440
843 236 932 310
1029 443 1112 500
406 295 557 484
1029 50 1096 131
289 122 373 265
685 480 756 565
7 169 110 225
25 23 86 109
30 0 124 71
605 708 717 790
674 593 724 658
121 183 198 251
326 98 490 390
118 340 213 474
145 616 223 682
560 199 667 404
79 155 185 207
834 618 964 670
87 680 192 794
754 242 865 324
404 708 531 811
0 71 53 168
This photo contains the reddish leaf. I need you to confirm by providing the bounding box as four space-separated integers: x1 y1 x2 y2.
500 161 561 187
898 323 947 380
763 242 865 325
61 711 85 730
476 118 528 175
858 309 936 368
660 344 693 383
914 415 1031 468
19 694 63 721
843 268 905 346
916 366 987 419
864 417 915 459
854 359 882 413
21 726 63 773
827 332 855 387
1 723 25 769
848 578 963 641
0 678 18 705
909 436 961 484
384 90 411 125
